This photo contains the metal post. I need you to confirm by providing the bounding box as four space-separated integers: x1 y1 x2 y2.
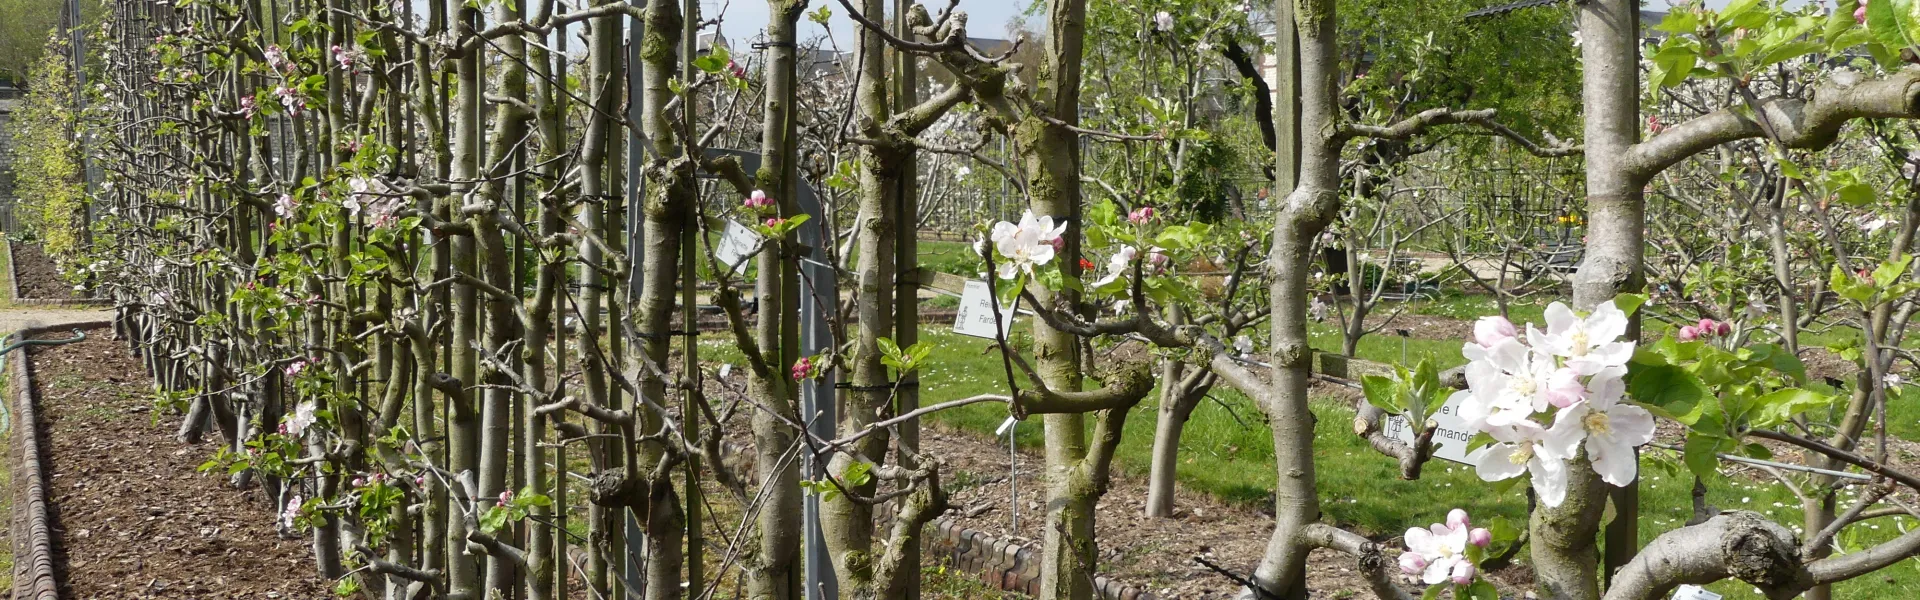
797 183 839 600
697 147 836 599
622 3 647 595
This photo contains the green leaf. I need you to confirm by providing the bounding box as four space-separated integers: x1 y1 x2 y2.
842 460 873 487
1684 431 1727 480
1828 1 1864 46
692 45 730 74
1420 584 1446 600
1719 0 1761 25
1469 580 1499 600
1627 363 1712 424
1872 254 1913 289
1655 9 1702 34
1896 0 1920 47
1830 264 1879 304
1869 0 1908 47
478 506 510 534
1749 387 1835 428
1834 182 1876 207
1613 293 1648 317
1757 40 1824 68
1466 432 1496 454
1361 375 1406 416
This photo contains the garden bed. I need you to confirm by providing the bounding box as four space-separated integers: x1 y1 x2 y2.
16 327 329 598
5 243 101 306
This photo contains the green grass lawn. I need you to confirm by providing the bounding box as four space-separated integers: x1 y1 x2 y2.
887 324 1920 599
692 295 1920 599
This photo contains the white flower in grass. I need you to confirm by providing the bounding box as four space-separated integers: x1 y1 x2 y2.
1475 419 1570 506
1545 367 1655 487
1532 300 1633 375
989 210 1067 280
1401 517 1470 585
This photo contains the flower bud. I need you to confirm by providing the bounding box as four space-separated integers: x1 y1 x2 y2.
1677 325 1698 342
1472 316 1516 347
1398 552 1427 575
499 491 514 506
1450 561 1476 585
1469 528 1492 548
1447 508 1470 530
1697 319 1717 335
1716 321 1731 337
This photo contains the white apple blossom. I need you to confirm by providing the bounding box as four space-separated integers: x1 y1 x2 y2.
989 210 1067 280
1154 11 1174 32
282 494 303 529
1544 367 1654 486
1475 420 1571 506
1532 300 1633 375
1462 315 1516 362
1401 518 1470 585
285 400 318 436
1459 341 1583 428
1094 245 1137 287
274 193 299 220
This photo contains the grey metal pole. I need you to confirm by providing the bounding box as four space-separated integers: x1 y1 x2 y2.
622 2 647 595
697 147 836 599
797 184 839 600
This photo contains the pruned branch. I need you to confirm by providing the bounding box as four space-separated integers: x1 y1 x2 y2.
1628 71 1920 182
1336 107 1581 158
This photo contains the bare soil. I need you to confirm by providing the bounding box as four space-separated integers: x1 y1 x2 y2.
924 424 1532 599
1326 303 1476 342
29 327 332 599
10 243 84 300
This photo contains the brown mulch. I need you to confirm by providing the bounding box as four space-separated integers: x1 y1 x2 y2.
29 328 332 599
11 243 84 300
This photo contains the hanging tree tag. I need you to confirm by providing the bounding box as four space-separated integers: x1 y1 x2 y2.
715 221 762 270
954 280 1016 339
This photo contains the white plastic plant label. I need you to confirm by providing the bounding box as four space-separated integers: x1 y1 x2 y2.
714 220 762 270
954 280 1016 339
1381 394 1490 466
1671 585 1722 600
996 416 1018 436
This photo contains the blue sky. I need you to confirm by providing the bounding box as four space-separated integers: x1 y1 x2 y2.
706 0 1033 51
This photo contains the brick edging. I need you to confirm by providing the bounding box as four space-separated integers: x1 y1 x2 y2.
925 518 1162 600
4 242 110 308
9 321 113 600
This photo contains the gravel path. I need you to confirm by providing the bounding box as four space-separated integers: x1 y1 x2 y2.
0 308 113 335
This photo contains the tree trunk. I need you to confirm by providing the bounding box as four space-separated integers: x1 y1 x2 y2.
1246 2 1338 597
1548 1 1643 597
